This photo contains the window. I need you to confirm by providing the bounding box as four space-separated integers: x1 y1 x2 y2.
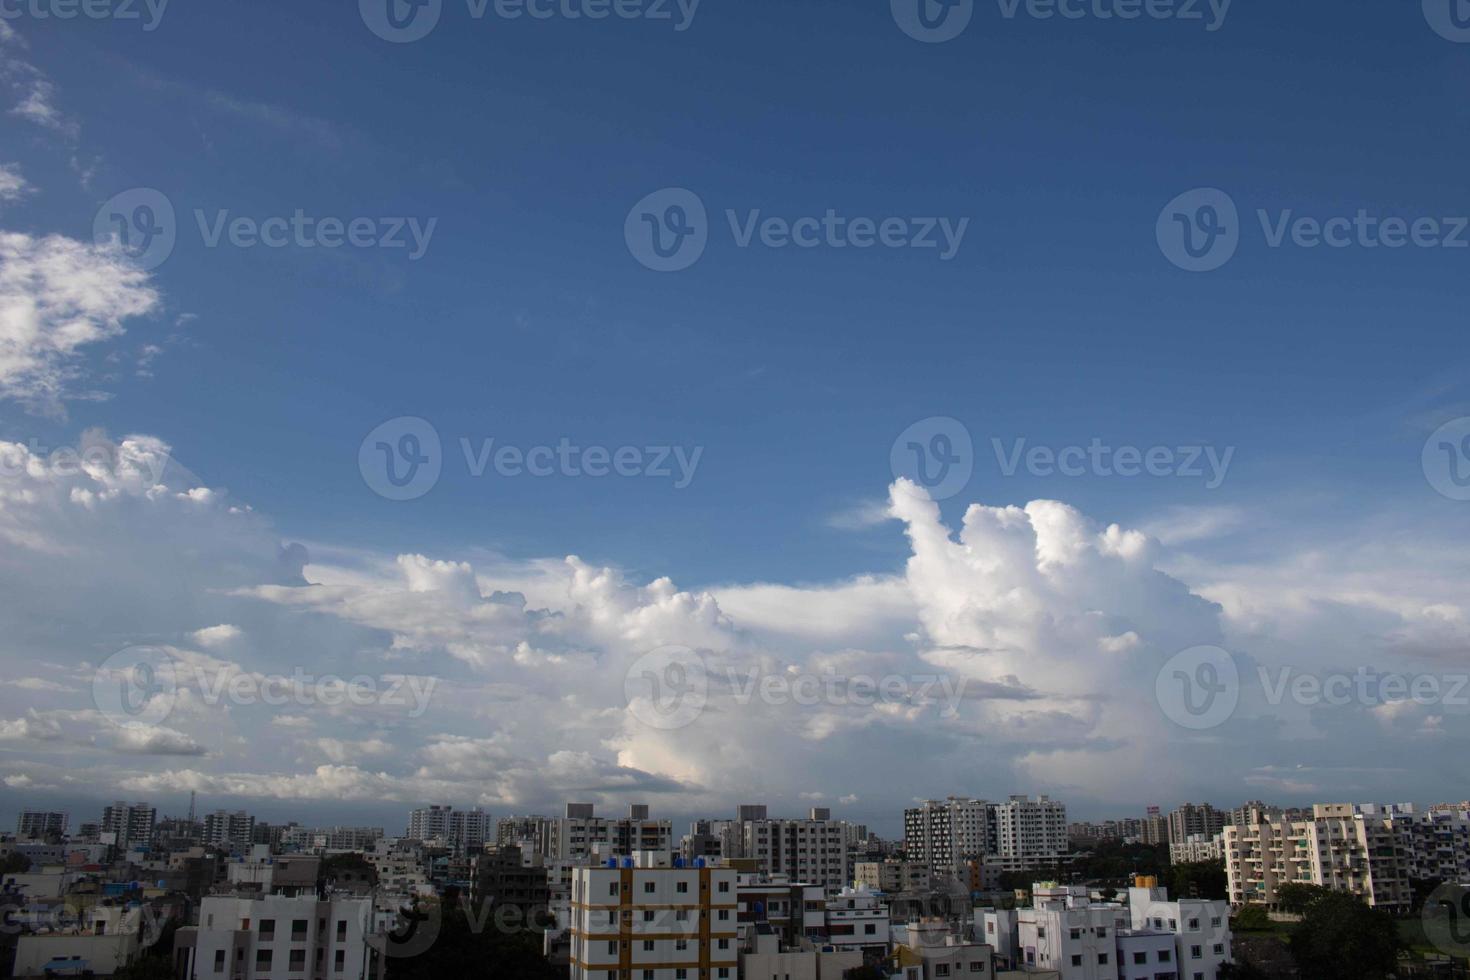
935 967 950 978
1189 918 1200 930
969 964 983 973
292 919 308 942
1214 944 1225 955
1191 945 1203 959
717 910 729 921
643 911 655 922
676 910 689 921
1211 916 1222 927
334 950 345 973
718 881 729 893
259 919 276 940
1071 955 1082 967
256 950 273 969
865 924 876 934
677 882 688 893
213 950 225 972
609 882 619 897
676 940 688 951
1070 928 1081 940
1134 952 1147 965
1160 949 1171 962
289 949 306 971
717 971 730 979
717 939 729 950
1098 953 1108 964
336 921 347 942
643 941 655 951
643 972 654 980
676 972 687 980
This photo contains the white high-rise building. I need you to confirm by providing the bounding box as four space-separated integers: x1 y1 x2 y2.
16 810 68 840
737 812 850 895
903 798 991 879
407 805 492 853
204 810 256 852
1016 883 1125 979
1127 882 1232 980
990 795 1068 871
407 804 453 842
101 801 156 849
542 803 673 864
569 852 738 980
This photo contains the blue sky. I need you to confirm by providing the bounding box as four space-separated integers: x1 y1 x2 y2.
1 0 1469 834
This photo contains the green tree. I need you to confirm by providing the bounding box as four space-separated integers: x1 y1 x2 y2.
1231 904 1272 931
1287 890 1402 980
384 890 559 980
0 853 31 874
1169 860 1228 901
1275 882 1330 915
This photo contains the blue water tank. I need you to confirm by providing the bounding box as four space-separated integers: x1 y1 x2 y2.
693 858 705 869
605 858 618 869
673 857 684 869
621 857 634 869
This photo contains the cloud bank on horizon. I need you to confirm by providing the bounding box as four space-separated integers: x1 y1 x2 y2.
1 418 1466 821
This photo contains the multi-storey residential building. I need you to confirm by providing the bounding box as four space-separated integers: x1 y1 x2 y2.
1141 807 1167 846
823 885 892 955
1170 833 1225 865
204 810 257 852
407 804 453 842
320 826 385 851
1128 880 1232 980
101 801 156 850
177 892 375 980
16 809 68 840
1224 803 1422 912
496 814 551 850
1016 883 1125 979
903 798 992 878
542 803 674 864
449 807 491 852
1166 804 1228 846
991 796 1068 871
737 813 851 895
892 919 995 980
854 858 931 894
568 853 739 980
735 872 826 947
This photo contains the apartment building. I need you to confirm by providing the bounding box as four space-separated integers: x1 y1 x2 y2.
991 796 1069 871
177 893 374 980
544 804 674 864
16 809 68 840
101 801 157 850
854 858 932 894
739 815 851 895
1224 803 1422 912
735 872 826 947
892 919 995 980
1128 880 1232 980
1169 833 1224 865
1016 883 1125 979
903 798 992 879
1166 804 1228 846
823 885 892 955
204 810 257 853
568 852 739 980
